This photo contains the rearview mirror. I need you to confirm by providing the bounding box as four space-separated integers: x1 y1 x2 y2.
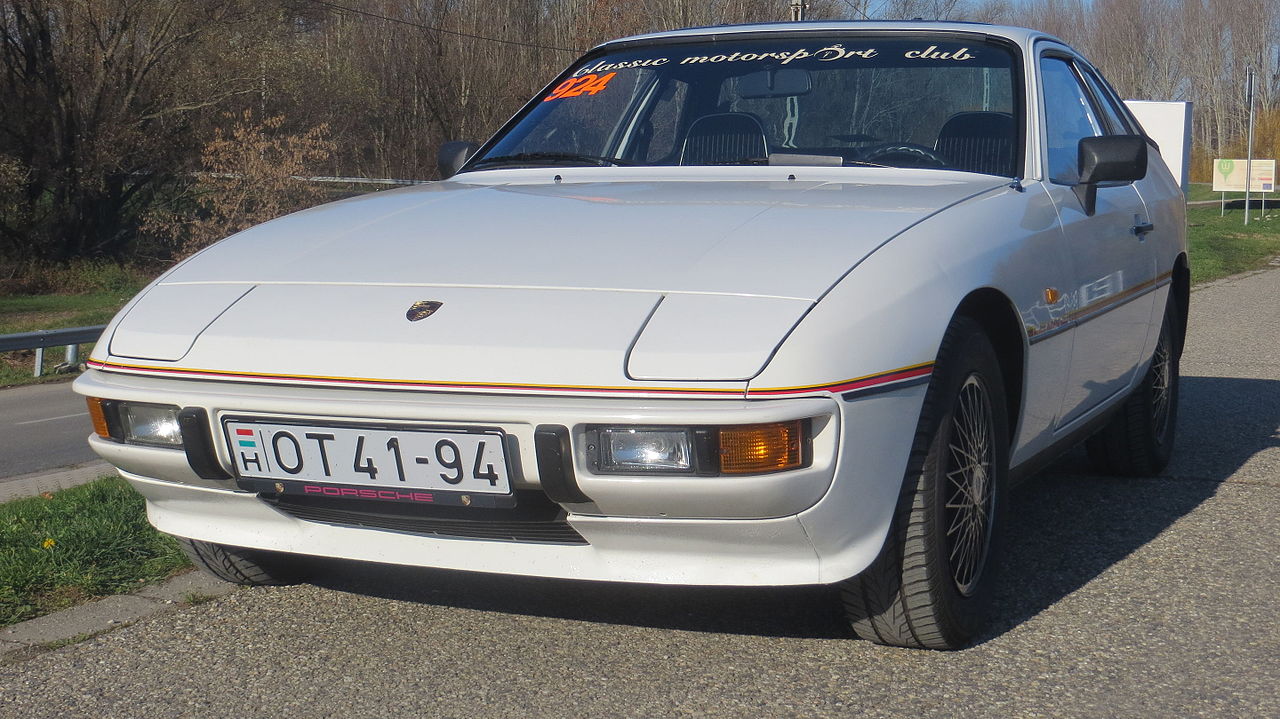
737 69 812 99
1073 135 1148 215
438 141 480 179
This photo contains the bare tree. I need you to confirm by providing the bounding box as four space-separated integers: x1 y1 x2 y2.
0 0 277 261
145 112 335 256
6 0 1280 267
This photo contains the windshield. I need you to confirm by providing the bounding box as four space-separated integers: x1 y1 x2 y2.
469 35 1019 176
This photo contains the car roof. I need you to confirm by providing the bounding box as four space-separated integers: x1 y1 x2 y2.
595 21 1063 55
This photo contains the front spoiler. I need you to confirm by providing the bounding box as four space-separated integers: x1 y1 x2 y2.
125 472 825 586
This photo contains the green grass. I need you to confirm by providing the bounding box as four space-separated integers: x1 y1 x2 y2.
0 290 141 336
1186 204 1280 284
0 263 151 388
0 292 129 388
1187 182 1241 203
0 477 191 627
0 346 93 389
1186 181 1280 205
39 630 104 650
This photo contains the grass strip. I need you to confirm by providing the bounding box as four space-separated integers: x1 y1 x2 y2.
0 290 141 336
0 476 191 627
1186 205 1280 285
1187 182 1241 203
0 346 93 389
0 264 149 388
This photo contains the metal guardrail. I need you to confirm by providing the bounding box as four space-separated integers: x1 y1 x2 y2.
0 325 106 377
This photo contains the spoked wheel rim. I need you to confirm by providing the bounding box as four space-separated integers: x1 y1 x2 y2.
944 374 997 597
1150 326 1173 443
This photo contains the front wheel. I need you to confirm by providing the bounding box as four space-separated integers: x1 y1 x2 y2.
178 538 309 586
839 317 1010 650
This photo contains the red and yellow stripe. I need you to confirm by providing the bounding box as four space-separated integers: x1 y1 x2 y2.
86 358 933 399
745 362 934 396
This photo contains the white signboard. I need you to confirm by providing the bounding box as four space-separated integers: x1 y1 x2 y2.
1125 101 1192 192
1212 158 1275 193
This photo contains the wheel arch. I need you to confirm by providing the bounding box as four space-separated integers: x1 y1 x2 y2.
1171 252 1190 357
952 288 1025 442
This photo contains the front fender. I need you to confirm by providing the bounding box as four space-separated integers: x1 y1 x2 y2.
759 182 1068 581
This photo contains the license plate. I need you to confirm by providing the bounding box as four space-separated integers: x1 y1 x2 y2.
223 418 512 500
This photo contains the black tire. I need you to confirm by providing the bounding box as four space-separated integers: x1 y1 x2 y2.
1085 300 1179 477
178 537 308 586
839 316 1010 650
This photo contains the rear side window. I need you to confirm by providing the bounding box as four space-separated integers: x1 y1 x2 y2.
1079 67 1134 135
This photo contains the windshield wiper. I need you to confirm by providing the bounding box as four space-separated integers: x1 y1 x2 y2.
470 152 632 169
699 157 770 166
698 156 885 168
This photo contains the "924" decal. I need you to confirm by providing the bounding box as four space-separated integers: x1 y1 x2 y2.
544 72 617 102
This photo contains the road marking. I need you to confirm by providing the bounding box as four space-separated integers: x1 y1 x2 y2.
15 412 89 426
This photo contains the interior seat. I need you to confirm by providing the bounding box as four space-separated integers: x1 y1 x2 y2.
680 113 769 166
934 111 1016 176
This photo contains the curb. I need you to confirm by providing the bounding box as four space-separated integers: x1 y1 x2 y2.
0 460 114 502
1190 265 1278 293
0 570 237 665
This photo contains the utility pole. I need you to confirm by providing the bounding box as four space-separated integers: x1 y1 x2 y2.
1245 65 1255 226
790 0 807 21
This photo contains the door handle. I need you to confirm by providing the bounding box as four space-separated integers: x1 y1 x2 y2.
1132 221 1155 236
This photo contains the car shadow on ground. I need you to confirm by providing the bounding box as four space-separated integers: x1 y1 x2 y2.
307 375 1278 644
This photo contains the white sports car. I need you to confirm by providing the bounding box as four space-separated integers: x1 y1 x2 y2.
76 21 1187 649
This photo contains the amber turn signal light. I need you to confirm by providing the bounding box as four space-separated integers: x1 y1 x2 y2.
718 420 804 474
86 397 111 438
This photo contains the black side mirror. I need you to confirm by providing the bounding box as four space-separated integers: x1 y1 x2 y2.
1073 135 1148 216
438 141 480 179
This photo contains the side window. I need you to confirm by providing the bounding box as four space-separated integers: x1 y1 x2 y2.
1040 56 1104 183
1079 67 1134 135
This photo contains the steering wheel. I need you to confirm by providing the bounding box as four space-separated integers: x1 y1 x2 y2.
860 142 949 169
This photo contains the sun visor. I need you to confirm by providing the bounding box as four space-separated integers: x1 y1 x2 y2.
108 284 254 361
627 294 811 381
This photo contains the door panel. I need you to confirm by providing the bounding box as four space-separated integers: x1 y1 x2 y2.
1050 183 1155 427
1037 52 1156 429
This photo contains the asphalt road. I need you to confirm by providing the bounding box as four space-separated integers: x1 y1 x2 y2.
2 269 1278 718
0 381 97 478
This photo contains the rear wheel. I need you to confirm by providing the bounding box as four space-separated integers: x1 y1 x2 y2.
1085 300 1179 476
839 317 1010 650
178 537 308 586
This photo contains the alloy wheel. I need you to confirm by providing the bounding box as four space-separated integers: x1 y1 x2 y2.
944 374 997 596
1150 327 1173 442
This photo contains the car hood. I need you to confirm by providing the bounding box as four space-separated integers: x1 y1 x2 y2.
161 173 1003 300
103 173 1002 388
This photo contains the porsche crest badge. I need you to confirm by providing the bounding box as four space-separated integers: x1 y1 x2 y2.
405 300 443 322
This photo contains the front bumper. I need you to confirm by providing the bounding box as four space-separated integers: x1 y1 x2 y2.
76 369 927 585
124 471 824 585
